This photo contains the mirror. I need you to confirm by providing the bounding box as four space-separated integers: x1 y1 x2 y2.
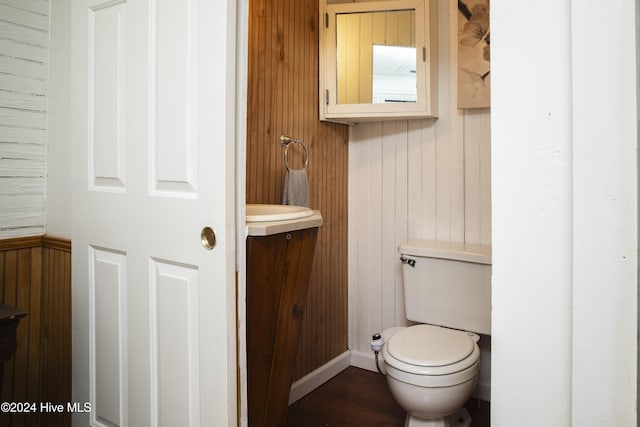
320 0 437 123
372 45 417 103
336 10 417 105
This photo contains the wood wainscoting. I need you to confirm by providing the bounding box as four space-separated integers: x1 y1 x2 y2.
0 235 71 427
247 0 350 382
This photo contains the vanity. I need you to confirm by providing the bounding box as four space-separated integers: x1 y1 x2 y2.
245 205 322 427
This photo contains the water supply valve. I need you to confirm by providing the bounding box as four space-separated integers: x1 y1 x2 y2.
370 333 383 352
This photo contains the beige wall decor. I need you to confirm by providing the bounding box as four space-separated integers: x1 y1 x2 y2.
458 0 490 108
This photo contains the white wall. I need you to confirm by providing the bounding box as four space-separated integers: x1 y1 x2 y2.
0 0 71 239
46 0 71 239
570 1 637 424
491 1 573 422
347 0 492 398
0 0 51 238
492 0 637 425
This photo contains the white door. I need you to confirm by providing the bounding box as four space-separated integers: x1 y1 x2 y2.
70 1 237 426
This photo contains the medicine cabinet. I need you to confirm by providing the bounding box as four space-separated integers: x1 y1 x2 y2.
319 0 438 123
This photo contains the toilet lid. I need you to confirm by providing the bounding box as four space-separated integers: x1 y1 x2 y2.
386 324 475 367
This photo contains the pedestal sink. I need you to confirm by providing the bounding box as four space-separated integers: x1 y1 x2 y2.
245 204 322 426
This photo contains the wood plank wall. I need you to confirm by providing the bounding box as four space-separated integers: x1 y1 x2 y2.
0 236 41 427
39 236 71 427
246 0 350 381
347 3 492 400
0 236 71 427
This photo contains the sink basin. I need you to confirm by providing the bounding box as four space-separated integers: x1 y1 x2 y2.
246 204 322 236
246 204 314 222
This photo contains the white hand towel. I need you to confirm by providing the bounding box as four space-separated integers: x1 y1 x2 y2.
282 168 309 207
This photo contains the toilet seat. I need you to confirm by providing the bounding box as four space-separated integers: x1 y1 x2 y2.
383 324 480 377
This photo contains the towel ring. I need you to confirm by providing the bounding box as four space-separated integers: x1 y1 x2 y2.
283 138 309 171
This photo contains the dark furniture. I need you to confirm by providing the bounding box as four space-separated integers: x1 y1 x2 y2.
0 305 27 397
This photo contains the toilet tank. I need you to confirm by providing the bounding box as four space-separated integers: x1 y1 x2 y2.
398 240 491 335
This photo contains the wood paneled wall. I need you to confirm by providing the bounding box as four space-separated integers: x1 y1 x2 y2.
0 236 71 427
246 0 350 381
39 237 71 427
347 1 492 397
0 236 42 427
349 112 491 349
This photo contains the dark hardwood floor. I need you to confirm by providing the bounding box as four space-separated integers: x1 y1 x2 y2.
286 366 490 427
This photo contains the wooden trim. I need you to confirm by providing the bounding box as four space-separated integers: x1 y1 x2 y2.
0 236 43 251
42 236 72 252
0 235 71 252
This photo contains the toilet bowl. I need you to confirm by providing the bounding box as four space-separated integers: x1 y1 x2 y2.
382 324 480 427
384 240 491 427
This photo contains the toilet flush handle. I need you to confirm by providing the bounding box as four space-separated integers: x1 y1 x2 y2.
400 256 415 267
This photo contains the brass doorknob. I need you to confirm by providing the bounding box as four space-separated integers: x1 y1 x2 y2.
200 227 216 250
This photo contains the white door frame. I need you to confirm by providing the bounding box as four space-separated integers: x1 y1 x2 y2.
234 0 249 425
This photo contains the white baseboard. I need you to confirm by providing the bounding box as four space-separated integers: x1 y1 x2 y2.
288 349 491 405
288 350 351 405
349 349 381 373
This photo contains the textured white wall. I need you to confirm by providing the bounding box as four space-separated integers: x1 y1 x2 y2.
0 0 50 238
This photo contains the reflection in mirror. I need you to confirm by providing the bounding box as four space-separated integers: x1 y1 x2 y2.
372 45 417 103
336 9 415 105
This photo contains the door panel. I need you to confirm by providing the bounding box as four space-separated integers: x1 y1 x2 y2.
72 0 236 426
89 2 127 193
91 247 127 426
149 259 200 426
150 0 198 196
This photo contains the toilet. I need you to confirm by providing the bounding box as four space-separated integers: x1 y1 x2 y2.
381 240 491 427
